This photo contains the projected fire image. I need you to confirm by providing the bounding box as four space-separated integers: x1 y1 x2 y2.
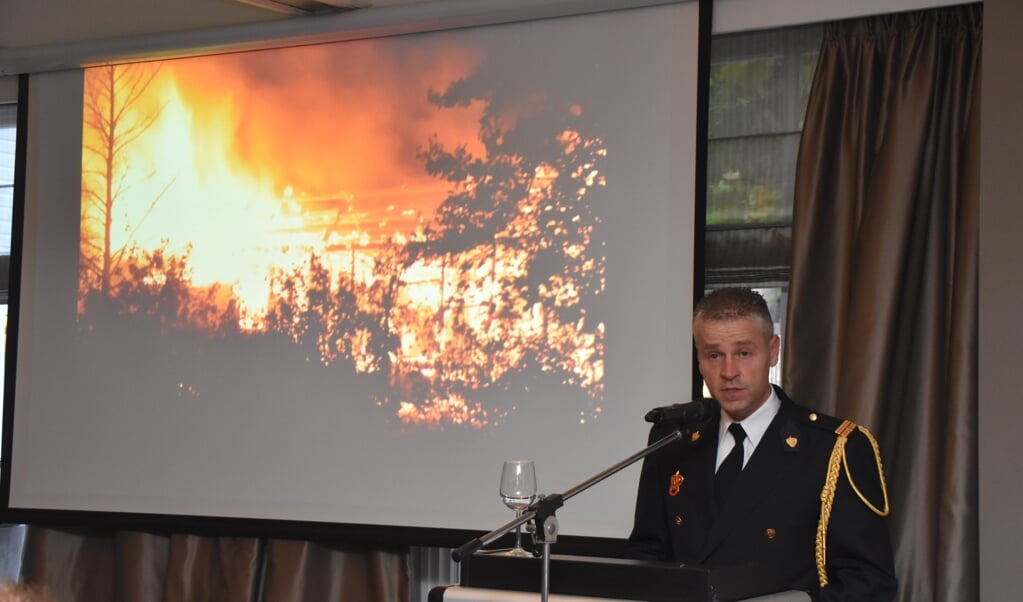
78 39 608 429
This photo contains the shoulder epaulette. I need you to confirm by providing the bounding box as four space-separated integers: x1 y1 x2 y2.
815 421 890 589
834 419 856 438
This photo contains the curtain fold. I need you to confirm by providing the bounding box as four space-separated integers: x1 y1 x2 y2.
113 532 170 601
260 540 411 602
162 535 261 602
783 5 980 602
18 527 411 602
21 528 116 601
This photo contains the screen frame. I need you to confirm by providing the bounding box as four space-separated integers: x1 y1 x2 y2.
0 0 712 552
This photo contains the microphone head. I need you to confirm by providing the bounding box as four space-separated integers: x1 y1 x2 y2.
643 406 668 423
644 398 718 424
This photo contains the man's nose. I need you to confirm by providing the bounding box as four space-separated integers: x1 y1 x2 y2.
721 356 739 379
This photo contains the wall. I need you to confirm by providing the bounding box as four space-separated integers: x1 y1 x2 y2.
978 0 1021 599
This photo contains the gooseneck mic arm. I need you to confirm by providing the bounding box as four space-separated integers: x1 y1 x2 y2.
451 427 685 562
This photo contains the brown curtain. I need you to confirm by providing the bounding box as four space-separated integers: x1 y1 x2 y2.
18 527 410 602
784 5 980 602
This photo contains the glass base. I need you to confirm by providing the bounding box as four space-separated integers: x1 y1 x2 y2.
479 546 535 557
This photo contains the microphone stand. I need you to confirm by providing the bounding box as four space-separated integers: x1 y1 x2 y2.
451 427 686 602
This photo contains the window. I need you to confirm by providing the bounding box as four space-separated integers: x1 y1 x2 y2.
0 102 13 257
704 24 822 385
1 101 16 449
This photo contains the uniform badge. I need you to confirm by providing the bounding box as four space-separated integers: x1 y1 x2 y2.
668 471 683 496
780 421 802 452
690 430 701 443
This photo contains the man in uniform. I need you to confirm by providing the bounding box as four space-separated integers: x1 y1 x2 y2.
625 287 897 600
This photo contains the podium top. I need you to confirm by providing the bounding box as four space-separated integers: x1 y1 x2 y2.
431 586 811 602
460 553 789 602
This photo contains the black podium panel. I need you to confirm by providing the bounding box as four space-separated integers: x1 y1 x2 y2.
460 553 783 602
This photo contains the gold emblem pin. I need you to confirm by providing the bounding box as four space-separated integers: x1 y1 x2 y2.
668 470 683 496
786 436 798 448
691 430 701 443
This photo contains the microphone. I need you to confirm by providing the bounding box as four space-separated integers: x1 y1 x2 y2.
644 398 719 424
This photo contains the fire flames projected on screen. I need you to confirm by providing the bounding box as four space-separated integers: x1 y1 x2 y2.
78 40 607 430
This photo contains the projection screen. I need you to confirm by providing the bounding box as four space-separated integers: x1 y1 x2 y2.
3 0 702 543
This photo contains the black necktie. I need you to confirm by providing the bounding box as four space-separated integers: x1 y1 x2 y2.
715 423 747 507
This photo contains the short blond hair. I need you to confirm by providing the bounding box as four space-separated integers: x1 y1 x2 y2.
693 287 774 338
0 582 56 602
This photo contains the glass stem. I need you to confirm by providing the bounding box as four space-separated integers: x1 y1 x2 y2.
513 509 523 549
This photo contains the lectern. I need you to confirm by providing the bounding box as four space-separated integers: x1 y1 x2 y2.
429 553 803 602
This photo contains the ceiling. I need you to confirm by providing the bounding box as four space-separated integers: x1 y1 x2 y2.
0 0 435 52
231 0 435 16
231 0 373 15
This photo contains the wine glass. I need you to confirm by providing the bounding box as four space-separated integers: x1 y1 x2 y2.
499 460 537 557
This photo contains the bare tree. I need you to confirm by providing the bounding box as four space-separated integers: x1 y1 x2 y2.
81 63 170 302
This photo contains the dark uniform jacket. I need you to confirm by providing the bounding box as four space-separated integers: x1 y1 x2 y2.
625 386 897 601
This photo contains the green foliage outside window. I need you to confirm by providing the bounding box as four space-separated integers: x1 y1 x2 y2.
706 29 821 227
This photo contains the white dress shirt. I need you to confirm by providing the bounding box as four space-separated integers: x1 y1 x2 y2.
715 388 781 471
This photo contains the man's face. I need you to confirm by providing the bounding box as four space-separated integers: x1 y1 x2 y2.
693 315 780 422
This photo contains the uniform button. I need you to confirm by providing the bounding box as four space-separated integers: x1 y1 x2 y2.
809 413 818 421
764 528 777 539
674 516 683 526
